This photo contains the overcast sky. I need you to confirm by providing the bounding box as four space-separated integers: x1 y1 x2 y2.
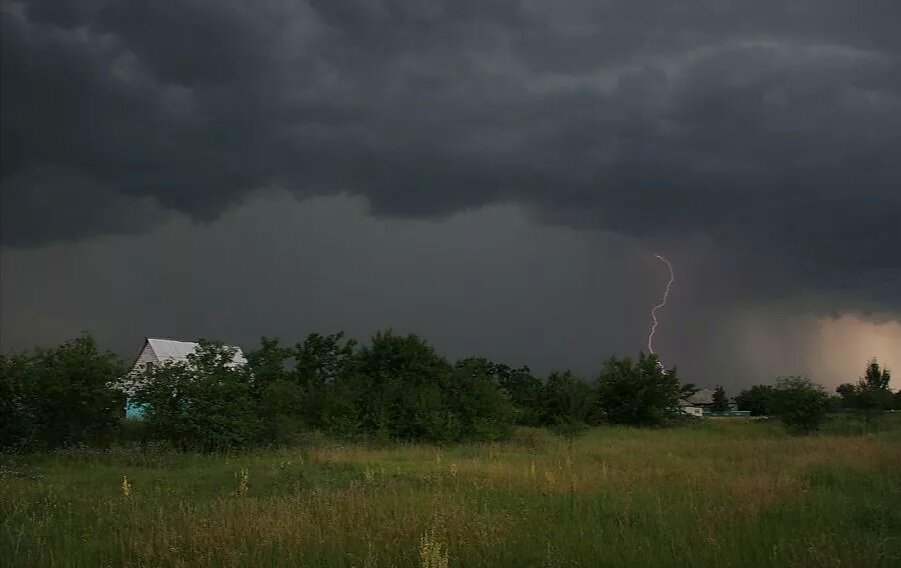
2 0 899 391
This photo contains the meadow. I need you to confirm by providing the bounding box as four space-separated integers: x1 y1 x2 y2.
2 418 899 568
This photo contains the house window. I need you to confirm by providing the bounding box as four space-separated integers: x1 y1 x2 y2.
145 361 155 373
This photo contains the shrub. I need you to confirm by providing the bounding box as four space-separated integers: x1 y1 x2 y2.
132 342 263 451
593 353 684 426
0 334 125 451
769 376 831 434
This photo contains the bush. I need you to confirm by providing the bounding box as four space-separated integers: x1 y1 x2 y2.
0 334 125 451
257 380 307 446
132 342 263 451
769 376 831 434
542 370 593 430
442 361 515 442
593 353 684 426
735 385 775 416
834 359 893 433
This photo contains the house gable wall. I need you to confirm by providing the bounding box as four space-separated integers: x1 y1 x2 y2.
130 341 160 375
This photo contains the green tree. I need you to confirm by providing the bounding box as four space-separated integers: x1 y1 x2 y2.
345 332 515 443
0 354 39 450
711 385 730 412
835 382 857 408
542 370 594 431
769 376 830 434
293 332 358 431
245 336 292 394
133 341 262 451
351 331 452 441
593 353 684 426
0 334 125 450
455 358 544 426
246 337 305 444
835 359 893 432
734 385 774 416
435 361 515 442
293 332 358 388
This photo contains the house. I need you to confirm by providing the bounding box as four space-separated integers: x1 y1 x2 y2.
682 388 716 410
679 388 748 417
123 338 248 418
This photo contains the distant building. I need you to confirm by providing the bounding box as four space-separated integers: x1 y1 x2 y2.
683 388 716 409
123 338 247 418
679 388 747 417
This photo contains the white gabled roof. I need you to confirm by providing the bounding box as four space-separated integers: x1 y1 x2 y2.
121 338 248 396
146 338 247 366
685 388 715 405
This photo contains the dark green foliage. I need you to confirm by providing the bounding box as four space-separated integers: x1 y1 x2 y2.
835 383 857 408
0 354 35 450
769 376 831 434
245 337 303 443
443 360 516 441
257 380 307 445
293 332 357 387
455 358 544 425
350 331 452 441
245 336 293 395
711 385 730 412
133 342 263 451
542 370 594 430
245 333 363 442
835 359 893 432
593 353 684 426
735 385 775 416
292 332 358 432
14 331 891 453
0 333 125 451
494 361 543 426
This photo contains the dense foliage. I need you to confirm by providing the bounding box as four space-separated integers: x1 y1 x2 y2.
0 334 124 451
3 332 897 451
711 385 730 411
734 385 775 416
593 353 687 426
835 359 894 432
768 376 832 434
133 342 263 451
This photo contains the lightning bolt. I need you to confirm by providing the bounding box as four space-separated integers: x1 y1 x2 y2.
647 254 674 370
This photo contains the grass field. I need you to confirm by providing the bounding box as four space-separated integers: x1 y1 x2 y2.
2 418 900 567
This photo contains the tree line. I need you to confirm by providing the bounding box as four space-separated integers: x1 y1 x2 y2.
2 331 691 451
2 332 897 452
733 359 899 433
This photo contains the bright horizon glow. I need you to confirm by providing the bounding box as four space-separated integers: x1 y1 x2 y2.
809 314 901 389
736 311 901 391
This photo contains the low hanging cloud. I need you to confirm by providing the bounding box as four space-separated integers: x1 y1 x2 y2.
2 0 900 313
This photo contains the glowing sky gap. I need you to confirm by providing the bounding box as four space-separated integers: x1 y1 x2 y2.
647 254 675 370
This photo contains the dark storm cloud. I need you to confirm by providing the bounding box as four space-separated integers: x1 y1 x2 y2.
2 0 900 308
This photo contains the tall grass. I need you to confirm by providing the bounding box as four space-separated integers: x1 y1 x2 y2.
2 418 899 567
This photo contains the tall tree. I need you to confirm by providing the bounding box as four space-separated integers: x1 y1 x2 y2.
245 336 292 393
835 359 893 432
0 333 125 450
735 385 775 416
134 341 262 451
455 358 545 425
289 332 358 433
351 331 452 441
594 353 684 426
711 385 730 412
542 370 594 430
769 376 830 434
